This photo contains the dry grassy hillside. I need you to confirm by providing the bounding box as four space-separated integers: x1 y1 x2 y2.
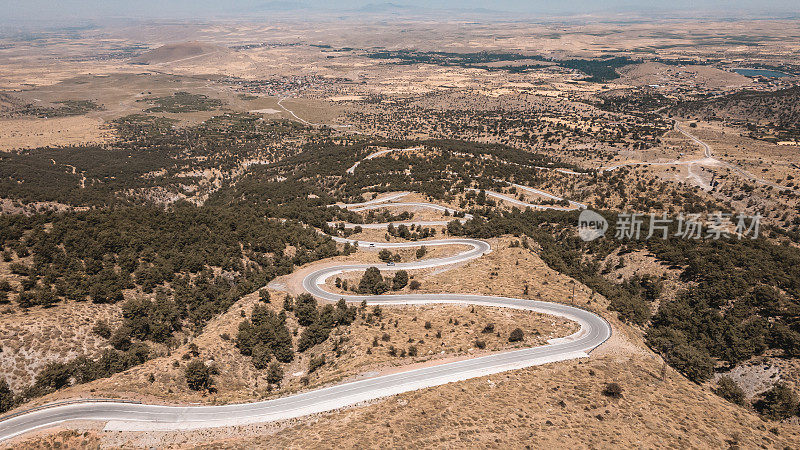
0 301 122 392
618 62 753 90
672 87 800 130
86 352 800 448
9 238 578 410
2 15 800 449
11 296 571 409
130 42 232 65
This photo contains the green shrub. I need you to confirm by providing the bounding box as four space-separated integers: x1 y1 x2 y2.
359 267 388 295
754 383 799 421
109 326 133 351
251 345 272 370
297 322 331 352
283 295 294 311
602 382 623 398
713 376 746 406
392 271 409 290
34 362 72 392
236 304 294 364
308 355 326 374
378 249 393 262
0 379 14 413
184 359 214 391
667 344 715 383
294 294 318 326
92 320 112 339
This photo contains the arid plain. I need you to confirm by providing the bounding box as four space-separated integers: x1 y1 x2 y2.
1 14 800 448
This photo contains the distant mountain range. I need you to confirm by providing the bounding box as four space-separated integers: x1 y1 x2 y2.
355 3 413 13
249 1 309 12
244 1 506 15
1 1 797 25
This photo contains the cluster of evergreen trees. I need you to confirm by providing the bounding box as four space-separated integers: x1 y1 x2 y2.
1 343 151 411
236 303 294 368
0 115 366 405
0 203 338 323
387 223 436 240
356 267 409 295
235 295 357 373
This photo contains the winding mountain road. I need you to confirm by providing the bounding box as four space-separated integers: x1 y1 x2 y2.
0 149 610 443
602 124 792 192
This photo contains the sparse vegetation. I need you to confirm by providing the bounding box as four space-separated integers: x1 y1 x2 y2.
15 100 102 118
753 383 799 421
184 359 214 391
714 377 746 406
4 17 800 448
602 382 623 398
308 354 326 374
139 92 223 113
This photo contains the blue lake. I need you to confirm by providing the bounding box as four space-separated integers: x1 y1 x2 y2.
732 68 790 78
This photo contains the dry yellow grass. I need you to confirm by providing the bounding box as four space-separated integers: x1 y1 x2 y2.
94 353 800 449
5 429 101 449
0 301 122 392
0 116 115 151
0 255 123 392
7 237 578 409
20 291 571 409
1 17 800 448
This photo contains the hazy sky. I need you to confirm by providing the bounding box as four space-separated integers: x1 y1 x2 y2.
1 1 798 24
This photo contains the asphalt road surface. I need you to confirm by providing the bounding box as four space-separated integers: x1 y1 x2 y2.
0 161 610 442
0 232 610 441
